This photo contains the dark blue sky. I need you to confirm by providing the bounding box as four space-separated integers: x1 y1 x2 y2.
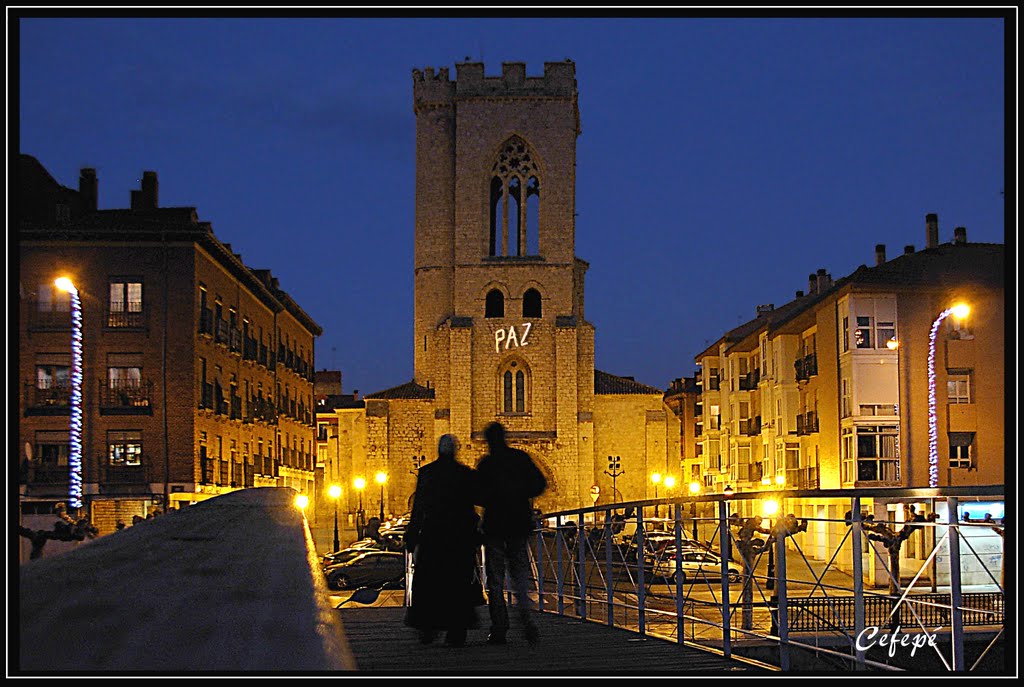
18 17 1007 396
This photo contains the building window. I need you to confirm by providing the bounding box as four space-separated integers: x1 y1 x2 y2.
108 430 142 466
947 370 973 404
486 289 505 318
34 431 70 467
523 288 542 318
37 283 71 313
489 136 541 257
499 360 529 414
878 320 896 348
36 361 70 390
854 316 873 348
841 379 852 419
949 432 974 469
841 316 850 353
108 279 143 327
855 425 899 482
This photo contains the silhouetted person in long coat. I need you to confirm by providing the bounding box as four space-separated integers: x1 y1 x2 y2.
404 434 480 647
476 422 547 645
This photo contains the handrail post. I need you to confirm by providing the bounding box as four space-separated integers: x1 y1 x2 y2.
718 499 732 658
674 502 684 643
947 496 965 672
776 519 790 671
556 514 564 616
851 496 866 670
536 527 545 613
577 515 586 621
605 507 615 627
636 507 646 636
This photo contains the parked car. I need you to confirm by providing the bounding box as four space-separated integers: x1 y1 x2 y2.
650 548 742 584
324 550 406 591
322 545 380 569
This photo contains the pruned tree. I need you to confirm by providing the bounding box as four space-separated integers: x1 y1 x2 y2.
18 502 98 560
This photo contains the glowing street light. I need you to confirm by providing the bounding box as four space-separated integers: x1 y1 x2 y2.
375 471 388 521
55 277 83 510
354 476 366 539
688 481 701 539
928 302 971 487
775 474 786 487
294 493 309 512
328 484 342 553
650 472 662 516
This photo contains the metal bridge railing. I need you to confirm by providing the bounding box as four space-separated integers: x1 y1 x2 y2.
525 486 1004 673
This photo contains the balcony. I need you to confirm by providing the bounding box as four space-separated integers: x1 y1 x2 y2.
106 304 146 329
229 328 243 354
785 466 820 490
739 416 761 436
24 384 71 415
795 353 818 382
796 411 819 435
99 380 154 415
21 462 70 485
25 301 72 331
215 319 230 345
101 463 150 484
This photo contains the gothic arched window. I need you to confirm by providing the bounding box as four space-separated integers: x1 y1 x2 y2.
523 288 542 318
500 359 529 414
485 289 505 318
489 137 541 257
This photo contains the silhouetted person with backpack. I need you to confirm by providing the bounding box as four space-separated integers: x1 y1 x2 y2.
475 422 547 645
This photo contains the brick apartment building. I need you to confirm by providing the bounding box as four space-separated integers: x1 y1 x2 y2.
17 155 321 558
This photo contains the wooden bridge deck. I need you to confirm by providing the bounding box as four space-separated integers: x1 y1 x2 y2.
336 607 767 675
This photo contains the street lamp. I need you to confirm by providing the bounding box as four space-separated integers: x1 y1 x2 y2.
328 484 342 553
689 481 701 540
354 476 366 539
295 493 309 512
763 499 779 590
375 471 388 521
604 456 624 504
55 277 83 511
651 472 662 517
928 303 970 487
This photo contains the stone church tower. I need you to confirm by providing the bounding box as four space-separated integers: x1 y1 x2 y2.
328 62 678 518
411 60 593 507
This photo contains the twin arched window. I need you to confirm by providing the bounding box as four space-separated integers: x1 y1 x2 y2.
485 287 542 319
490 137 540 257
501 360 528 414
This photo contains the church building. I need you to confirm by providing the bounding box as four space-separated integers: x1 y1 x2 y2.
325 61 679 518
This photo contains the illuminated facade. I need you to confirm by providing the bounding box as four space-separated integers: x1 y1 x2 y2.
694 217 1004 494
321 61 680 517
17 155 320 557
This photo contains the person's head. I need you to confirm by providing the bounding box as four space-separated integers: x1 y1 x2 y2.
438 433 459 459
484 422 507 450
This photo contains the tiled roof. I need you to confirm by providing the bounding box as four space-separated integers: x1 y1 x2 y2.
364 381 436 400
594 370 663 395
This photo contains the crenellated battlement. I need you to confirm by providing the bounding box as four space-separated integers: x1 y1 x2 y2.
413 60 576 112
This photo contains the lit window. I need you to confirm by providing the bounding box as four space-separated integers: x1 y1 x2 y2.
947 371 972 404
949 433 974 469
855 316 873 348
108 430 143 466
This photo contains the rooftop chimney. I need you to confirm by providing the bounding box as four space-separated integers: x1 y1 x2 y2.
875 244 886 266
953 226 967 244
756 304 775 316
808 273 818 295
926 213 939 249
904 245 915 254
79 168 98 212
130 171 159 210
815 268 831 292
796 290 804 298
